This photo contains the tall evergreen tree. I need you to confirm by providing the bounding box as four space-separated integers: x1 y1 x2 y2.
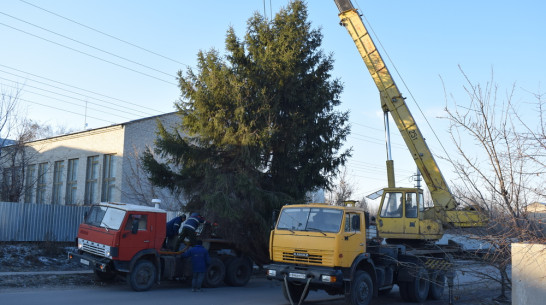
143 0 350 264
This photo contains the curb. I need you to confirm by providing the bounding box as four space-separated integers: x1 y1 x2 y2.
0 270 93 276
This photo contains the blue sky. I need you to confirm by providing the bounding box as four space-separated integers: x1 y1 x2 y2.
1 0 544 203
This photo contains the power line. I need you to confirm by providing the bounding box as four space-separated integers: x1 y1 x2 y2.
350 121 383 132
19 0 190 68
0 22 177 86
0 64 163 114
17 96 119 125
0 73 154 118
1 80 136 121
0 11 176 79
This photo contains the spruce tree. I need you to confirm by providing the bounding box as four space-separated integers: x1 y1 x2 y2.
143 0 350 264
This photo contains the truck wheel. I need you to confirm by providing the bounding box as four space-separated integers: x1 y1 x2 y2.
345 270 373 305
203 257 225 288
282 281 309 304
225 257 252 287
94 268 116 282
405 266 429 302
428 271 445 300
128 260 156 292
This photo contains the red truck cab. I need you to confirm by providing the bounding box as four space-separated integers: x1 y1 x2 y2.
69 202 166 289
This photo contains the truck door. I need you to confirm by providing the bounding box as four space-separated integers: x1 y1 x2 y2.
341 212 365 267
120 213 153 260
378 192 404 235
403 192 419 235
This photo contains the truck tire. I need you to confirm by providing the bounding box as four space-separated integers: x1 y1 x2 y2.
224 257 252 287
428 271 445 300
128 260 156 292
203 257 225 288
282 281 309 304
345 270 373 305
405 266 429 302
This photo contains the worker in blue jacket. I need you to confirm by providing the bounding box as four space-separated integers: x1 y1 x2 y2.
165 214 186 250
181 240 210 292
176 212 205 250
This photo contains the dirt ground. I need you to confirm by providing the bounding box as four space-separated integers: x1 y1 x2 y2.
0 242 97 288
0 242 511 304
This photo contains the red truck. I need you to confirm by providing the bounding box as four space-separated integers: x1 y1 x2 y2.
68 201 253 291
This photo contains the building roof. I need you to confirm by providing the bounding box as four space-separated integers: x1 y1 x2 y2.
1 138 16 147
13 112 178 146
99 202 166 213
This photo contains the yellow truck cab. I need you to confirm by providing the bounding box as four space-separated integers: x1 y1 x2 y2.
269 203 368 269
266 202 452 305
266 203 382 305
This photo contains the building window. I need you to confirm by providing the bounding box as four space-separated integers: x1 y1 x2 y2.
51 161 65 204
36 163 48 204
65 158 78 205
85 156 99 204
25 164 36 203
101 154 116 202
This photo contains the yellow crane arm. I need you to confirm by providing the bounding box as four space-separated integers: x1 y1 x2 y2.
334 0 457 211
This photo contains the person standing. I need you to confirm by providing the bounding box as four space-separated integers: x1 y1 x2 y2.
181 240 210 292
165 214 186 250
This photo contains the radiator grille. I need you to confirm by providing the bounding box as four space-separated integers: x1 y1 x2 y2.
81 239 108 257
274 248 334 266
283 251 322 264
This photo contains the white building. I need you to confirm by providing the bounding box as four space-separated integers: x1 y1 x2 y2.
0 112 182 209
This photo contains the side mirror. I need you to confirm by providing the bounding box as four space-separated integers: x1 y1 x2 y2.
271 210 278 229
131 218 139 234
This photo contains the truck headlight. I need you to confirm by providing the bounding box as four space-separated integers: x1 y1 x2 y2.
105 246 112 258
321 275 336 283
77 239 83 250
267 270 277 277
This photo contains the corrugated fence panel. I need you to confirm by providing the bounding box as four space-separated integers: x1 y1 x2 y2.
0 202 178 242
0 202 90 242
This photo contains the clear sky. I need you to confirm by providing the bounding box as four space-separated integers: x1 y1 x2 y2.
1 0 544 205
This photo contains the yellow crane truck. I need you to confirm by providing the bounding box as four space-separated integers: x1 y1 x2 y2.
265 1 485 304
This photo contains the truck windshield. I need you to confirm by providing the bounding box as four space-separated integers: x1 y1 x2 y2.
277 207 343 233
84 205 126 230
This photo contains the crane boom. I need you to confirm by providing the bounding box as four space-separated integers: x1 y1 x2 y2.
334 0 456 211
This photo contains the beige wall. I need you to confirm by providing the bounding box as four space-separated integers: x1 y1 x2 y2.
23 125 125 205
526 202 546 213
512 243 546 305
120 113 184 209
1 113 181 207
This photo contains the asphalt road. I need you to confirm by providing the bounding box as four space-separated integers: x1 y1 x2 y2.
0 274 500 305
0 277 338 305
0 259 505 305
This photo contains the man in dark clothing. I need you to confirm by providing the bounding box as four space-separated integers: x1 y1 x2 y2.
181 240 210 292
165 214 186 250
175 212 205 250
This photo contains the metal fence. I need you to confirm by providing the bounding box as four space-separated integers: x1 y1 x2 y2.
0 201 178 242
0 201 88 242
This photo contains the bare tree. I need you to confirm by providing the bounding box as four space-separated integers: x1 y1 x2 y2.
442 68 546 301
0 86 75 203
122 146 186 211
326 166 355 205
